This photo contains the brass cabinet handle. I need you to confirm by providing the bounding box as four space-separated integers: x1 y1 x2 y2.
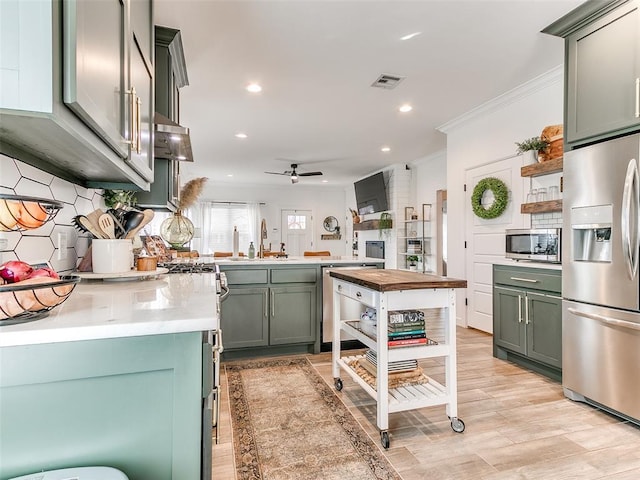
125 87 138 151
264 291 268 317
518 294 522 323
271 290 275 317
635 78 639 118
136 95 142 154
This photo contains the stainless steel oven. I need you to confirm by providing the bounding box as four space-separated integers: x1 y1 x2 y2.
505 228 561 263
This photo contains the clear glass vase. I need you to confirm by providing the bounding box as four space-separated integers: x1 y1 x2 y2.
160 210 194 249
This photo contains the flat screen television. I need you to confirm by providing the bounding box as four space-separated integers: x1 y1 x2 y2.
354 172 389 215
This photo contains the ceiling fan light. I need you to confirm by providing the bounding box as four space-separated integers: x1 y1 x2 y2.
291 176 299 184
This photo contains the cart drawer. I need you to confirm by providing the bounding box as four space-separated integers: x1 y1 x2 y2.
336 280 375 306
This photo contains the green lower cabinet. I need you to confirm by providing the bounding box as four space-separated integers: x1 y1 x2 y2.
493 264 562 381
493 286 527 355
526 292 562 369
270 285 316 345
221 287 269 349
0 333 202 480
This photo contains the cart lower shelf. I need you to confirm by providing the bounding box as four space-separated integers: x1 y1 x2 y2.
336 354 450 413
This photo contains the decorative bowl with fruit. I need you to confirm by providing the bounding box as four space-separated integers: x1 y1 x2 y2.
0 194 64 231
0 261 80 325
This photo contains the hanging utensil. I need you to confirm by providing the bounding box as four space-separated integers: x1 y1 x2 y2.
98 213 116 239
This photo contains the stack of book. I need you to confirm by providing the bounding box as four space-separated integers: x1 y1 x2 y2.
388 309 427 347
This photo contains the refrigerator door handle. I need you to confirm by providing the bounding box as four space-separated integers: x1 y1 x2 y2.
567 307 640 332
621 159 639 280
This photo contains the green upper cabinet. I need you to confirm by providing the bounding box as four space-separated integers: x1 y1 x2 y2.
544 0 640 147
0 0 153 188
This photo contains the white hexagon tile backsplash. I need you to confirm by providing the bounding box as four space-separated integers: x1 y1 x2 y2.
0 154 106 272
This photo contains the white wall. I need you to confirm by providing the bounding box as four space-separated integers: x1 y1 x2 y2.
439 66 565 326
198 182 349 255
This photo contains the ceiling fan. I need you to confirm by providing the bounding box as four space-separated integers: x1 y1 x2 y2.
264 163 323 184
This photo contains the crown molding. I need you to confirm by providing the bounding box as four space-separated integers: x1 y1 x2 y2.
437 65 563 134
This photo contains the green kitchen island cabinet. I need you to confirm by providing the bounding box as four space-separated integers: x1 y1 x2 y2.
0 273 219 480
493 264 562 381
218 256 383 359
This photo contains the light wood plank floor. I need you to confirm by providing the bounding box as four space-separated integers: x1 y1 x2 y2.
213 327 640 479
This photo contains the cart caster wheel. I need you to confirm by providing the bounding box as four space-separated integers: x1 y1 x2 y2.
450 417 465 433
380 431 390 449
334 378 343 391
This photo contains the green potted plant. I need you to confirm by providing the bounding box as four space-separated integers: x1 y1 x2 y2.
515 137 549 163
407 255 419 271
103 189 137 209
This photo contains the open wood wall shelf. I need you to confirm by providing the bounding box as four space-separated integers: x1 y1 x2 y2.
521 157 563 177
521 200 563 214
353 219 393 231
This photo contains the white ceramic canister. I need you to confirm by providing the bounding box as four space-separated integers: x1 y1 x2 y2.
92 239 134 273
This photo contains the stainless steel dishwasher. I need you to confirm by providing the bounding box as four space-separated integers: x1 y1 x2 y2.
322 265 377 346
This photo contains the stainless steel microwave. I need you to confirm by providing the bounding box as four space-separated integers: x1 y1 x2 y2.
505 228 561 263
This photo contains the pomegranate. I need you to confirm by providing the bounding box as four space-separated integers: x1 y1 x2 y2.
0 261 34 284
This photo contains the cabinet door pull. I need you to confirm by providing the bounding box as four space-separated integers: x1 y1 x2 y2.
136 95 142 154
518 295 523 323
525 296 530 324
264 291 268 317
124 87 137 151
271 290 275 317
509 277 538 283
356 291 362 299
635 77 640 119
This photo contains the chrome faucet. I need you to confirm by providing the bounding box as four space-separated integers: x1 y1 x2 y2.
259 218 267 258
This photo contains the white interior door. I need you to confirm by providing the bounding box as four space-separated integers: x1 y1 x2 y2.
464 156 528 333
281 209 313 256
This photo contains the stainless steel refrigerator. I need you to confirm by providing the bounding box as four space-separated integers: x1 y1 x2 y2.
563 132 640 424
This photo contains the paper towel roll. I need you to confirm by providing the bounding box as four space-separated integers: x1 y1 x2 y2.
232 226 239 257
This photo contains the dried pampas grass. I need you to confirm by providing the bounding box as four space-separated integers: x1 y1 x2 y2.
178 177 208 209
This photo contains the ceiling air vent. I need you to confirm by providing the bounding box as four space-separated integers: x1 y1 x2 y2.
371 73 405 89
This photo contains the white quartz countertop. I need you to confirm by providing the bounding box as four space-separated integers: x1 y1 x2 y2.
187 255 384 266
0 273 219 348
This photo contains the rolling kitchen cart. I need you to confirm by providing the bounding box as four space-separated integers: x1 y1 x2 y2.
330 269 467 448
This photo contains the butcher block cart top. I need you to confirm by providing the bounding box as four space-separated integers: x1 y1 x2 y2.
329 269 468 449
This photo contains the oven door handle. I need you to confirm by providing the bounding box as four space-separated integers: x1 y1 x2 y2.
219 285 230 302
568 307 640 332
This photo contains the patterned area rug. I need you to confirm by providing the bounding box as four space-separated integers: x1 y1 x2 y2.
225 357 402 480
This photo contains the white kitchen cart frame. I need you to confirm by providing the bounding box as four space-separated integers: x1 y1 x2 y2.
331 271 466 448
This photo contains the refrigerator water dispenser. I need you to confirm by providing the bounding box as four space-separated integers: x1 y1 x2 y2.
571 205 613 263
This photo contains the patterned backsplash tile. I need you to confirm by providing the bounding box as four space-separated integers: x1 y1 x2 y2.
0 154 105 272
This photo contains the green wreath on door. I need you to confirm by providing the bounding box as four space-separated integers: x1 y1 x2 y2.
471 177 509 219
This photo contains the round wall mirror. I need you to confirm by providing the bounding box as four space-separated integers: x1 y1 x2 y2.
323 216 339 232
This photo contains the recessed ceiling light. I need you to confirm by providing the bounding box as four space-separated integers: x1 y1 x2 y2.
322 180 329 183
381 146 391 153
227 174 233 177
246 83 262 93
400 32 421 41
176 155 187 160
399 104 413 113
235 133 248 139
